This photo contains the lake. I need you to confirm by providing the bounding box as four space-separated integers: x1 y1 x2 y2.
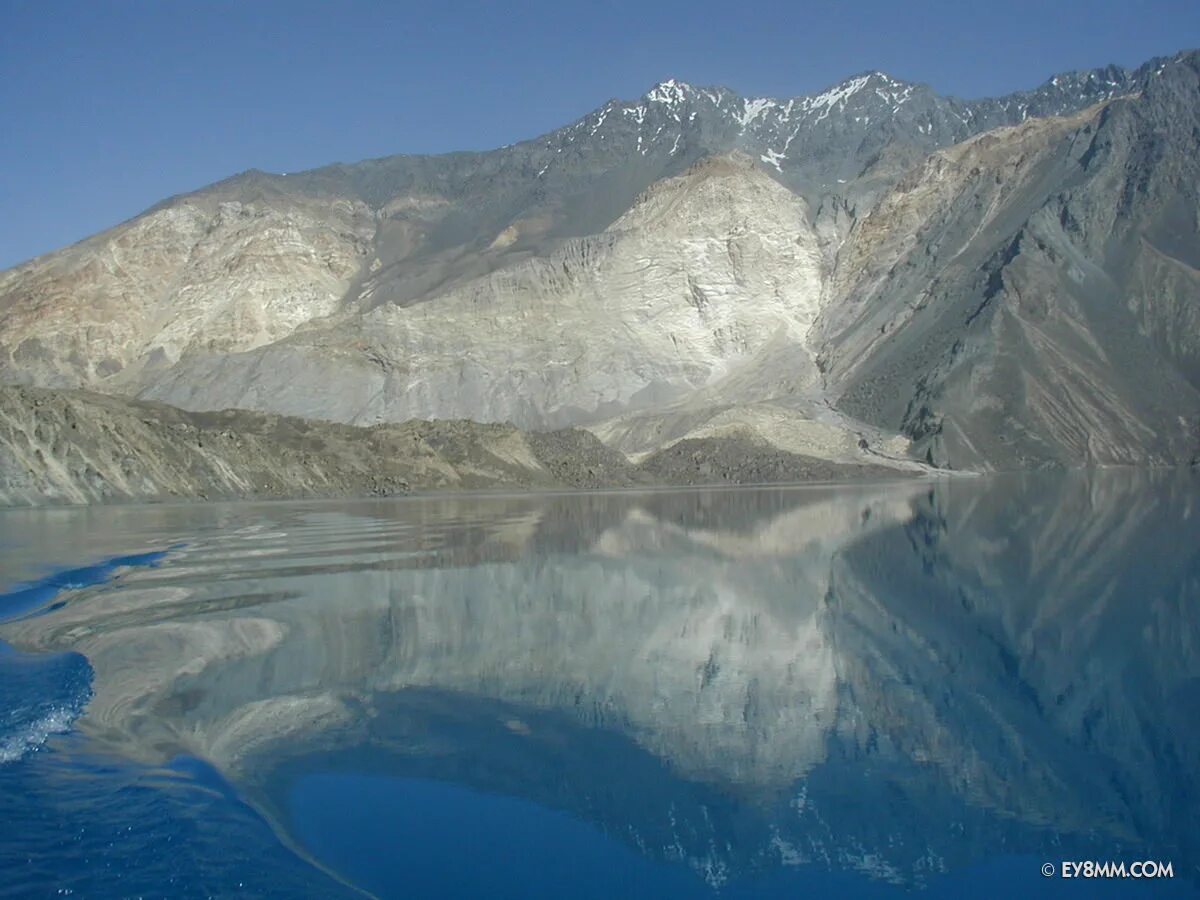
1 472 1197 898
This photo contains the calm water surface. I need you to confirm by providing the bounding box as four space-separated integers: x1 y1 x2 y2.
0 472 1197 898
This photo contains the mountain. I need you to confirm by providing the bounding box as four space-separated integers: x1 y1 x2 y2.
2 49 1198 480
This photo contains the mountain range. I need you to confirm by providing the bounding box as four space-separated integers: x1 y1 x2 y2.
2 49 1199 501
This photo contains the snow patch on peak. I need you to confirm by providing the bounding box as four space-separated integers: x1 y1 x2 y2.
647 79 692 105
738 97 777 130
866 70 908 87
874 81 915 111
806 75 871 113
589 105 612 136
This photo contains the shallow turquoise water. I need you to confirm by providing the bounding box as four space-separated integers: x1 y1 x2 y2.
1 472 1198 897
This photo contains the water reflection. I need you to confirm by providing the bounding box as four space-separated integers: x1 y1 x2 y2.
1 471 1198 894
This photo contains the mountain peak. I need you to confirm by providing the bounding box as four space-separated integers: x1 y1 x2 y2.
644 78 695 105
861 70 911 86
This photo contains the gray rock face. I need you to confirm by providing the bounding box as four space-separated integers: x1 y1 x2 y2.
823 55 1200 468
1 50 1198 472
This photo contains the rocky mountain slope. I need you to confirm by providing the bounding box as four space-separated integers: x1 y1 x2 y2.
822 67 1200 468
2 49 1198 479
0 386 905 506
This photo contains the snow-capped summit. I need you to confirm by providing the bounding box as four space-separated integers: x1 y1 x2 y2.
644 78 694 105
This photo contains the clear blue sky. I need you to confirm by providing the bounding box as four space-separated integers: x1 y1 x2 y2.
2 0 1198 269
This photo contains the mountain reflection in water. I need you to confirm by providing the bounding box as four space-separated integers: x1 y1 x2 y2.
1 472 1198 897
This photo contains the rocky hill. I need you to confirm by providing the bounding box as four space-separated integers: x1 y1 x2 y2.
0 386 907 506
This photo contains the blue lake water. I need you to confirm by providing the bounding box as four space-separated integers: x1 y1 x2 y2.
1 472 1198 897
